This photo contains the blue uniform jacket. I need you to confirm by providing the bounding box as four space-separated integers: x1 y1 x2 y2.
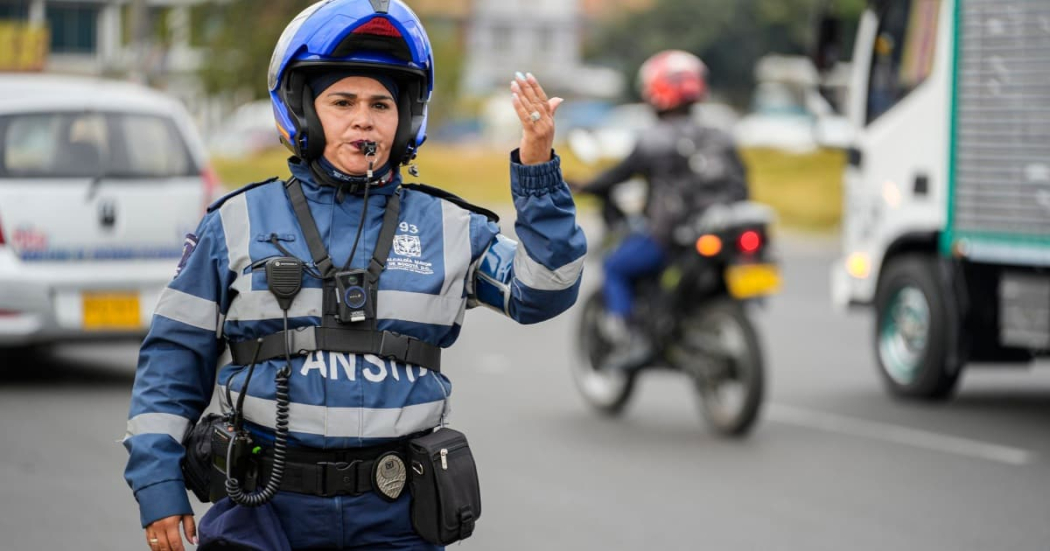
124 152 586 527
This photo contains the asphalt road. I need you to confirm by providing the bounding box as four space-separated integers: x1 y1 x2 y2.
1 228 1048 551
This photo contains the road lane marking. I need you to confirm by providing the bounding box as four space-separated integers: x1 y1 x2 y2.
767 403 1037 466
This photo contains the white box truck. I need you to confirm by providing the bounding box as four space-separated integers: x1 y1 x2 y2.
816 0 1050 398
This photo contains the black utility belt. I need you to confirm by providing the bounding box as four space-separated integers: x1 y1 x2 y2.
259 428 485 544
183 420 482 545
228 327 441 372
256 444 407 499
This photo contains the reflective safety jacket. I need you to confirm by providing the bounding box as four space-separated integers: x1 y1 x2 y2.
123 153 586 527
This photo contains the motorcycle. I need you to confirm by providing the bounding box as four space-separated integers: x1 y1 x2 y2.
572 191 780 436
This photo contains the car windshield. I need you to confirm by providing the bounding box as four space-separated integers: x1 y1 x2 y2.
0 111 197 179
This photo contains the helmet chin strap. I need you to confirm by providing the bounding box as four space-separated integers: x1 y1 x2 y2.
308 141 394 202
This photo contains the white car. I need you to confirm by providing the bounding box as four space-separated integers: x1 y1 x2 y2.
0 74 219 350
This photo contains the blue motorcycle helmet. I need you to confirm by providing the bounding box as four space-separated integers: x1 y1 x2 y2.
268 0 433 166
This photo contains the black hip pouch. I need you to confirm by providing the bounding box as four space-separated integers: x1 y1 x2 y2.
181 413 224 503
407 428 482 545
182 413 254 503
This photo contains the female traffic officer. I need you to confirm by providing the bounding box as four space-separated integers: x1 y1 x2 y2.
122 1 586 549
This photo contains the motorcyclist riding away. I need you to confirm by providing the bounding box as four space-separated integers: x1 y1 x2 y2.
574 50 749 369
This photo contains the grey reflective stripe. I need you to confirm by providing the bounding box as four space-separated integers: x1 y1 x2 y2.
465 254 481 306
218 193 252 275
440 201 472 327
454 300 467 325
221 387 445 438
219 193 264 324
125 412 192 442
513 246 585 291
154 288 219 331
377 290 462 326
440 201 472 297
226 288 324 322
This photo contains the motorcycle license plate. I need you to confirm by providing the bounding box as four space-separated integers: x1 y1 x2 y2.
725 264 781 299
83 292 141 330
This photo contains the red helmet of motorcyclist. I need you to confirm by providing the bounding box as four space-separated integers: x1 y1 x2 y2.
637 50 708 113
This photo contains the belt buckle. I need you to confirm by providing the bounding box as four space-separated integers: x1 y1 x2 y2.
378 332 409 361
320 460 360 497
292 326 317 356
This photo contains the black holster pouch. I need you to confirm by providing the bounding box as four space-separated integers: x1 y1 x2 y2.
407 428 482 545
182 413 225 503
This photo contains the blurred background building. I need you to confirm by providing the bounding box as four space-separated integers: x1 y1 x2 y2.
0 0 205 82
0 0 222 141
459 0 624 100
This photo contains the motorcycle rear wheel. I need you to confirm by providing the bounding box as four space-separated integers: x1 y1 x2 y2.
678 299 764 436
571 290 638 416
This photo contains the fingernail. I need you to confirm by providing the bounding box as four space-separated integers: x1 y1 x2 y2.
515 71 525 81
526 72 535 80
193 536 199 545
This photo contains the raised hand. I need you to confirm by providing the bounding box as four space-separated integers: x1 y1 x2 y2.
510 72 563 165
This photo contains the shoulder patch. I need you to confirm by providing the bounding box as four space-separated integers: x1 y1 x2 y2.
401 183 499 223
207 177 282 213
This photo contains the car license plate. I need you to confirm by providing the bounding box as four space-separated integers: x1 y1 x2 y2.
725 264 781 299
83 292 141 330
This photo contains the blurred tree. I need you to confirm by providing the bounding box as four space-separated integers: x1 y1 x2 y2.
584 0 864 106
194 1 312 100
193 2 463 127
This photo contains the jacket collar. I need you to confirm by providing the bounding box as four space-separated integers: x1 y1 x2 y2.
288 157 401 203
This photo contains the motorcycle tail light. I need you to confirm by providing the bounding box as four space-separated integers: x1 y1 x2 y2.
696 234 722 257
738 230 762 254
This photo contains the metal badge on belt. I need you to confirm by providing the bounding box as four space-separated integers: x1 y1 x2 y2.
373 452 407 501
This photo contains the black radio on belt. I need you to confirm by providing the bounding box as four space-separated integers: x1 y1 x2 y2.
334 269 374 323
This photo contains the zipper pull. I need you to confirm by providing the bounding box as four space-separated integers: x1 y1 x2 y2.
440 448 448 470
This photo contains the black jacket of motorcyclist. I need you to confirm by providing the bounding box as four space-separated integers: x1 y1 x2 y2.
580 110 748 245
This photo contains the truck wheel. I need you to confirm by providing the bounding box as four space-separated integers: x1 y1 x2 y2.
874 255 962 399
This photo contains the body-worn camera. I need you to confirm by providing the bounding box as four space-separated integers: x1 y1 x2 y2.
334 269 374 323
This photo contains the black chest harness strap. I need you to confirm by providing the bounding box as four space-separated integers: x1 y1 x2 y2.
228 178 442 372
